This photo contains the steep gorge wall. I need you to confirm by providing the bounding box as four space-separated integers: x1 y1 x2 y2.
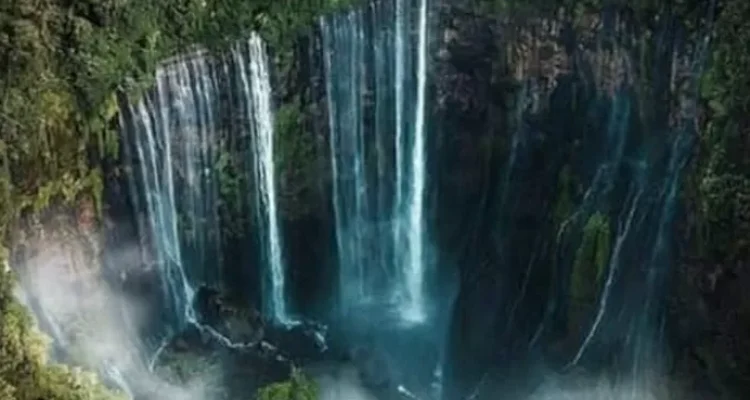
3 0 750 399
430 1 750 399
106 1 750 398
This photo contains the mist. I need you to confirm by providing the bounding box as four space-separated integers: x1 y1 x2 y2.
307 364 379 400
14 235 221 400
9 229 702 400
526 376 692 400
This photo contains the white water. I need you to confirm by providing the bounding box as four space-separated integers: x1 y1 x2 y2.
123 31 290 354
569 189 642 366
322 9 370 310
244 34 291 325
128 62 204 331
394 0 406 247
322 0 431 326
403 0 429 323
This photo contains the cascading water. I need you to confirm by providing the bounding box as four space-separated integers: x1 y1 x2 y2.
121 32 289 351
322 0 430 326
9 31 306 399
5 1 730 399
235 35 292 325
323 9 370 309
319 1 445 396
122 50 217 334
562 21 713 378
405 0 430 322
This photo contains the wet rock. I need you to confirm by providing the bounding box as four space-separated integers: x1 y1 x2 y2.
669 258 750 397
264 320 330 363
434 8 495 116
153 325 294 400
193 286 265 345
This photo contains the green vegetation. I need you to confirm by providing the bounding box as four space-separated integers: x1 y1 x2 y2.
478 0 706 15
0 265 125 400
275 97 322 220
217 147 252 239
256 369 318 400
681 4 750 392
2 0 749 397
570 212 611 303
0 0 357 397
0 0 357 245
691 0 750 262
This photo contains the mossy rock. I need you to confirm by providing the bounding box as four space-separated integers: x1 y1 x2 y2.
274 98 322 221
569 212 611 305
256 368 318 400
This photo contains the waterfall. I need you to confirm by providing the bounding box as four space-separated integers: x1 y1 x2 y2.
405 0 429 322
322 0 430 325
122 32 290 342
235 35 292 325
123 51 217 332
323 9 369 308
564 24 712 374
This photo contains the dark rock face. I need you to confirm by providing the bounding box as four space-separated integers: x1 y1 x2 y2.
194 286 266 345
435 7 496 116
264 320 331 363
668 259 750 398
433 5 560 397
429 3 734 400
193 285 332 364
